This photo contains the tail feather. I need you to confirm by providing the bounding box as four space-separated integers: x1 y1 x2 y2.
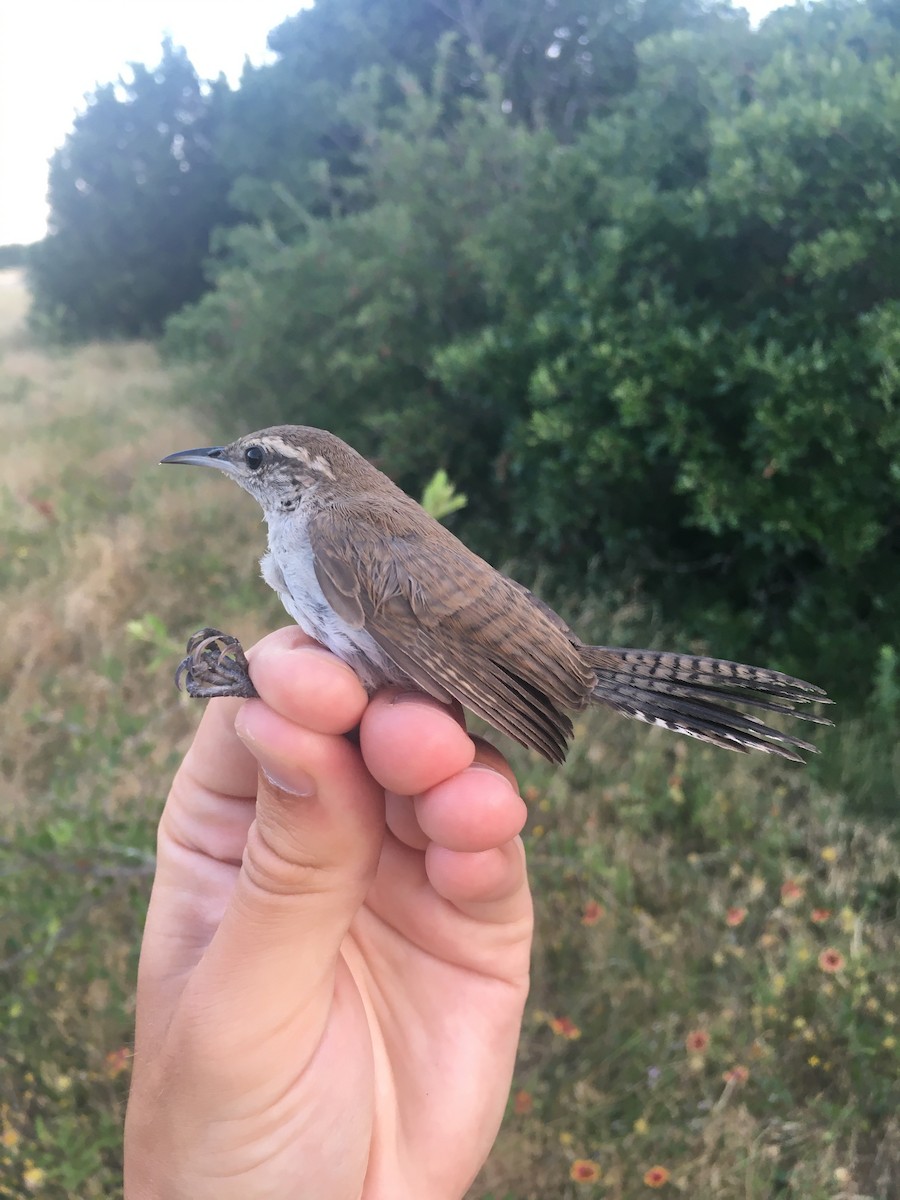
584 648 832 762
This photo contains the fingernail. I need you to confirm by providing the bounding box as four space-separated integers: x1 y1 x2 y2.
261 765 316 798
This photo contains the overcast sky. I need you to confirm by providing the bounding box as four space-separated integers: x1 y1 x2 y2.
0 0 783 246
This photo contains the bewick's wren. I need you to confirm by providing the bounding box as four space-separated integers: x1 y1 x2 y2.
162 425 831 763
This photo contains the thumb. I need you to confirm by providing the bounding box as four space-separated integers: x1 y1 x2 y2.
190 700 385 1054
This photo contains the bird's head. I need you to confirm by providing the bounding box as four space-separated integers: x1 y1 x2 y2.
161 425 353 516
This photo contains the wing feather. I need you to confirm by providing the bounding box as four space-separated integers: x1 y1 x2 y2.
308 502 590 760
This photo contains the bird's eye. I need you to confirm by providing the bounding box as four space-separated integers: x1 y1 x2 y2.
244 445 264 471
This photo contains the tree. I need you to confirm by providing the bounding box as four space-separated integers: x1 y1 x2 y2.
29 41 235 339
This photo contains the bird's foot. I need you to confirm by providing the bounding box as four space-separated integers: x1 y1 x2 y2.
175 628 259 699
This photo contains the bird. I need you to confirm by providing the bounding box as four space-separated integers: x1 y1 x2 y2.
161 425 832 764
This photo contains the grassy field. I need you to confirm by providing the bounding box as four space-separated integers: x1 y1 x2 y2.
0 267 897 1198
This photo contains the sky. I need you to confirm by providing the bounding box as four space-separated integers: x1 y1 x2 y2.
0 0 782 247
0 1 303 244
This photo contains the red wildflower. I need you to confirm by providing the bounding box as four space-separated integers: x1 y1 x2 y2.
818 948 845 974
549 1016 582 1040
722 1064 750 1085
725 906 747 927
781 879 804 905
581 900 605 926
644 1165 671 1188
513 1089 533 1115
570 1159 602 1183
685 1029 710 1053
810 908 832 924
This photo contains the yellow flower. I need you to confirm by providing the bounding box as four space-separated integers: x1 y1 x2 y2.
883 1036 897 1050
531 824 545 839
1 1128 20 1149
633 1117 649 1135
559 1131 574 1146
23 1166 46 1190
772 973 786 996
820 846 838 863
808 1055 820 1066
839 907 856 933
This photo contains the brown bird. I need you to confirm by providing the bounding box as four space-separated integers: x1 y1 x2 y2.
162 425 832 764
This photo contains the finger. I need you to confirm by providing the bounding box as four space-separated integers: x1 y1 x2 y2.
385 792 430 850
414 764 527 852
247 626 369 735
181 700 384 1060
425 838 531 926
359 690 475 795
383 734 520 852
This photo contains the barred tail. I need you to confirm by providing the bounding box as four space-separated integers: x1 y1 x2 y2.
584 647 832 762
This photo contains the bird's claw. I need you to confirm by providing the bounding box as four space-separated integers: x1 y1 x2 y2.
175 627 259 699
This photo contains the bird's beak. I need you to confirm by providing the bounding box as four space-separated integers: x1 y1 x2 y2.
160 446 235 475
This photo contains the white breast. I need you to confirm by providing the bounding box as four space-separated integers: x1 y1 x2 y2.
260 510 405 691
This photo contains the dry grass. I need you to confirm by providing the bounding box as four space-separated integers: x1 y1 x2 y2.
0 268 897 1199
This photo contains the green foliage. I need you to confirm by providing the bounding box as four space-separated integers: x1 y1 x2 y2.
0 244 30 269
166 0 900 692
28 41 235 339
420 468 468 521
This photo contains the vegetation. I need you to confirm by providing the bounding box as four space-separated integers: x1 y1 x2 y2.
1 269 897 1197
7 0 900 1193
29 0 900 691
28 41 235 340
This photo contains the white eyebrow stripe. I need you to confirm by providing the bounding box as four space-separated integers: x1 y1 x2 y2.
259 437 335 479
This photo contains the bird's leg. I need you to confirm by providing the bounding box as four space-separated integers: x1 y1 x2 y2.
175 628 259 699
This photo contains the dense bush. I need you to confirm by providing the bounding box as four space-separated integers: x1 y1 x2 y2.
166 0 900 688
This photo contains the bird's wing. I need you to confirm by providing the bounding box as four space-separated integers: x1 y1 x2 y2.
309 502 591 761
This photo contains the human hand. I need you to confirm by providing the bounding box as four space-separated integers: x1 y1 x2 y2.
124 627 533 1200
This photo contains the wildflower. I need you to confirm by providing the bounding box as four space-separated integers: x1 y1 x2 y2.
559 1131 574 1146
581 900 604 926
818 948 845 974
883 1036 897 1050
833 1167 851 1184
513 1089 533 1115
725 906 747 927
1 1128 20 1149
633 1117 649 1135
839 907 856 933
810 908 831 924
531 824 545 839
549 1016 582 1040
685 1029 710 1054
820 846 838 863
808 1054 821 1066
644 1165 671 1188
722 1064 749 1084
105 1047 131 1077
23 1166 46 1190
570 1159 602 1183
780 879 804 906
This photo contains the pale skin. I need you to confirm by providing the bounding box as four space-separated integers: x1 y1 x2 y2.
124 627 533 1200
